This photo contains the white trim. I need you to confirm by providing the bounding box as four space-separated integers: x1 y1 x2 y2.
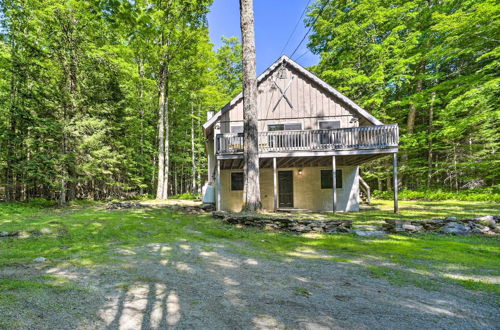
203 55 383 133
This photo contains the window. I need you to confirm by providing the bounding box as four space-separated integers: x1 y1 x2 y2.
319 121 341 130
320 170 342 189
231 172 244 191
319 121 341 145
230 125 243 134
268 123 304 149
268 123 302 131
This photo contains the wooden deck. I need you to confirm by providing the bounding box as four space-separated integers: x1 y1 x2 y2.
216 124 398 157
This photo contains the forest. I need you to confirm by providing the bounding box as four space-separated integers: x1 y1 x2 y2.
0 0 498 203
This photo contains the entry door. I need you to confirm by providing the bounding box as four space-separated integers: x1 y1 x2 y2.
278 171 294 208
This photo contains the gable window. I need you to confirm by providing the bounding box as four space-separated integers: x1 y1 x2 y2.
231 172 244 191
320 170 342 189
318 120 341 145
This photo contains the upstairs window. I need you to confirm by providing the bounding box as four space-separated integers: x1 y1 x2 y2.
231 172 244 191
319 120 340 130
319 121 341 144
320 170 343 189
230 125 243 134
268 123 302 131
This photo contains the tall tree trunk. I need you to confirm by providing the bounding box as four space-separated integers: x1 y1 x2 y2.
138 57 145 195
402 62 425 188
426 91 436 189
156 60 168 199
240 0 261 212
191 102 197 194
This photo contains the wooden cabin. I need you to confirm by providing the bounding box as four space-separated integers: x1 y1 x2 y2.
203 56 399 213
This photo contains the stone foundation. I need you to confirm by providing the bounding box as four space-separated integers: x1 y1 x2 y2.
212 211 352 234
383 215 499 235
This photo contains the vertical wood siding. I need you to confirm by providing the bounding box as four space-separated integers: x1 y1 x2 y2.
220 65 364 133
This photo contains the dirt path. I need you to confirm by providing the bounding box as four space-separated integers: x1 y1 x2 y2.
2 240 498 329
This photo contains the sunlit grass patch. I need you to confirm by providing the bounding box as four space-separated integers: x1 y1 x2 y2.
0 199 498 297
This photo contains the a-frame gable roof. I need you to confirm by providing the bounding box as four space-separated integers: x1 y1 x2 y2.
203 55 382 133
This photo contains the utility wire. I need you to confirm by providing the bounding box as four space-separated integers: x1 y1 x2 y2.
289 0 331 60
279 0 312 56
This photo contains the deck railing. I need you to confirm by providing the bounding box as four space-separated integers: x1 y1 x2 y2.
216 124 399 154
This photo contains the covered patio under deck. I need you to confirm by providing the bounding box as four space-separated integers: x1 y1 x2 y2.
215 150 399 213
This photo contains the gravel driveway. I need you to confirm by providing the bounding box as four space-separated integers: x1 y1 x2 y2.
2 240 498 329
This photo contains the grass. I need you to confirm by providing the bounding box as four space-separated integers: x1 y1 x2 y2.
0 199 498 300
330 199 500 226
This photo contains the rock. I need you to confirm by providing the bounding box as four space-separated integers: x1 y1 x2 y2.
201 203 214 211
476 215 494 222
0 231 9 237
33 257 46 262
445 216 457 221
440 222 469 235
290 225 311 233
402 224 423 232
336 226 351 233
40 228 52 234
354 230 386 237
476 215 496 226
471 226 491 234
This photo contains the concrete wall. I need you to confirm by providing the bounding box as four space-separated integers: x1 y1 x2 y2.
219 166 359 212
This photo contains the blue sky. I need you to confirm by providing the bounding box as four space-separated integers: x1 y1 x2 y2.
207 0 320 74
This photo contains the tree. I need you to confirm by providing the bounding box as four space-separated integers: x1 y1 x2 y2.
239 0 261 211
307 0 499 192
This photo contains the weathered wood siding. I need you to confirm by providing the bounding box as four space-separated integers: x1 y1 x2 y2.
220 65 368 133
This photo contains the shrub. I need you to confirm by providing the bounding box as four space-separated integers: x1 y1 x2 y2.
169 193 200 200
372 189 500 203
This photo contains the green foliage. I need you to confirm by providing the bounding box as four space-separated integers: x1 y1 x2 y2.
373 189 500 203
308 0 499 192
169 192 200 200
0 0 241 202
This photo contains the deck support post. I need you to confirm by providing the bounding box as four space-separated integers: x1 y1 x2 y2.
332 155 337 213
216 159 221 211
273 158 278 211
393 153 398 213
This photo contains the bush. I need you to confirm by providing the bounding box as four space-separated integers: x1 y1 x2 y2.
372 189 500 203
169 193 200 200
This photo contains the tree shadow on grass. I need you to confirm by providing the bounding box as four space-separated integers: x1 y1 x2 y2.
0 205 498 328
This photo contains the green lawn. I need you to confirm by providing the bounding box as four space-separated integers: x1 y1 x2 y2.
0 199 499 297
333 199 500 225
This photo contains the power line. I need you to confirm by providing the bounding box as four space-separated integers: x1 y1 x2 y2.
294 49 310 62
279 0 312 56
289 0 331 60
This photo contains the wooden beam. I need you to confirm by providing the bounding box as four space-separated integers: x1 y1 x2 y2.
216 159 221 211
273 158 278 211
332 156 337 213
216 147 399 160
393 153 398 213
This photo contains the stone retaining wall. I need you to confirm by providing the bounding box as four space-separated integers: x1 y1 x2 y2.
106 201 214 213
383 215 499 235
212 211 352 234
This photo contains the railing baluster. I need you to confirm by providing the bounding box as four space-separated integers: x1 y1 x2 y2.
215 125 399 154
